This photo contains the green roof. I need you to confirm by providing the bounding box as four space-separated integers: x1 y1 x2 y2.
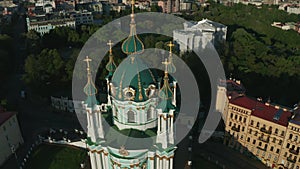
121 16 144 55
111 56 158 102
106 54 117 77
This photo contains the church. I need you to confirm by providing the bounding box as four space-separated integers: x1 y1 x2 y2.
81 1 178 168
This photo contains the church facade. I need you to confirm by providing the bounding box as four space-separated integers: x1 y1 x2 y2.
81 1 178 168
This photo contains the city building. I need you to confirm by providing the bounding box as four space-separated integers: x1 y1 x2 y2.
82 1 178 168
70 10 93 25
157 0 179 13
173 18 227 52
222 79 300 169
0 110 24 166
26 16 76 35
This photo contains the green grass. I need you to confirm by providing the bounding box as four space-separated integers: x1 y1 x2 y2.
25 144 87 169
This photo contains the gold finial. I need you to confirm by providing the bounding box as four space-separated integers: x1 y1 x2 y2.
167 41 174 54
131 0 135 14
84 56 92 73
107 40 114 55
162 58 170 74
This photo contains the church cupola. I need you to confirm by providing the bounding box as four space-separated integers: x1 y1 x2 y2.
121 0 144 55
83 56 99 107
105 40 117 78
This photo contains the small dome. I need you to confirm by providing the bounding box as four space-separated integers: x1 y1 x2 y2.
121 34 144 55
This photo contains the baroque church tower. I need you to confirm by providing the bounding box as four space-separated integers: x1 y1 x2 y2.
82 1 178 168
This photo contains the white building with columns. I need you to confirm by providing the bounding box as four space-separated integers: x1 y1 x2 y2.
173 18 227 52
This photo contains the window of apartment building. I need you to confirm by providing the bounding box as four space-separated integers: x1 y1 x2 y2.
275 128 278 134
254 131 258 136
230 113 233 118
276 149 280 154
279 140 282 145
250 120 254 126
239 116 242 121
229 122 232 126
281 131 285 136
242 127 245 132
265 144 268 150
240 135 243 140
294 136 298 142
270 146 274 151
249 129 252 134
287 143 290 148
247 137 250 142
284 152 287 157
289 134 293 140
273 137 276 143
268 154 272 159
259 142 262 146
263 124 266 129
256 122 260 128
243 117 246 123
253 140 256 145
235 115 238 120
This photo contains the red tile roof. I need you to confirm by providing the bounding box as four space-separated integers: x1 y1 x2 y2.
0 111 16 126
229 96 292 126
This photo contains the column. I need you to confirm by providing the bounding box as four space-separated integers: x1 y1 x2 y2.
104 153 109 169
96 152 102 169
90 152 97 169
159 157 163 169
101 152 107 169
165 158 169 169
172 82 176 105
158 116 161 133
156 157 160 169
170 157 173 169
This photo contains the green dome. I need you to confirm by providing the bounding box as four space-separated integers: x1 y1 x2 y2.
111 56 157 102
122 35 144 55
106 54 117 77
121 14 144 55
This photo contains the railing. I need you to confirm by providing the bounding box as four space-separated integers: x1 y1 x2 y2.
231 126 240 132
257 146 267 151
289 149 299 155
260 127 272 134
258 136 270 143
287 157 296 163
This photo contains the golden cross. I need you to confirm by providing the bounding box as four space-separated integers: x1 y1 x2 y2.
167 41 174 53
107 40 114 54
162 58 170 73
83 56 92 70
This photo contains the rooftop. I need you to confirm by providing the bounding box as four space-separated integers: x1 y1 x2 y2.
0 111 16 126
229 96 292 126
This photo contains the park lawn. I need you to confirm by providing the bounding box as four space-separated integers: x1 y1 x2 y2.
193 156 222 169
25 144 87 169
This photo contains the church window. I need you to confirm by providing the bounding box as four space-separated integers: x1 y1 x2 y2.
147 106 153 121
127 110 135 123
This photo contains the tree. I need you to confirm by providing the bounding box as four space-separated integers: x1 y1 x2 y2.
23 49 64 88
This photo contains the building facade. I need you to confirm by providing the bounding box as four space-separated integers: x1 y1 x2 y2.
83 1 177 168
26 17 75 35
223 80 300 169
0 111 24 166
173 18 227 53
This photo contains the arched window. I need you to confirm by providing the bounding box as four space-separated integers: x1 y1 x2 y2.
128 110 135 123
147 106 153 121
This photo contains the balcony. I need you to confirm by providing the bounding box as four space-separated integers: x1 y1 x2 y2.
287 157 296 163
231 126 240 132
257 146 267 151
260 127 272 134
258 136 270 143
289 149 299 155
